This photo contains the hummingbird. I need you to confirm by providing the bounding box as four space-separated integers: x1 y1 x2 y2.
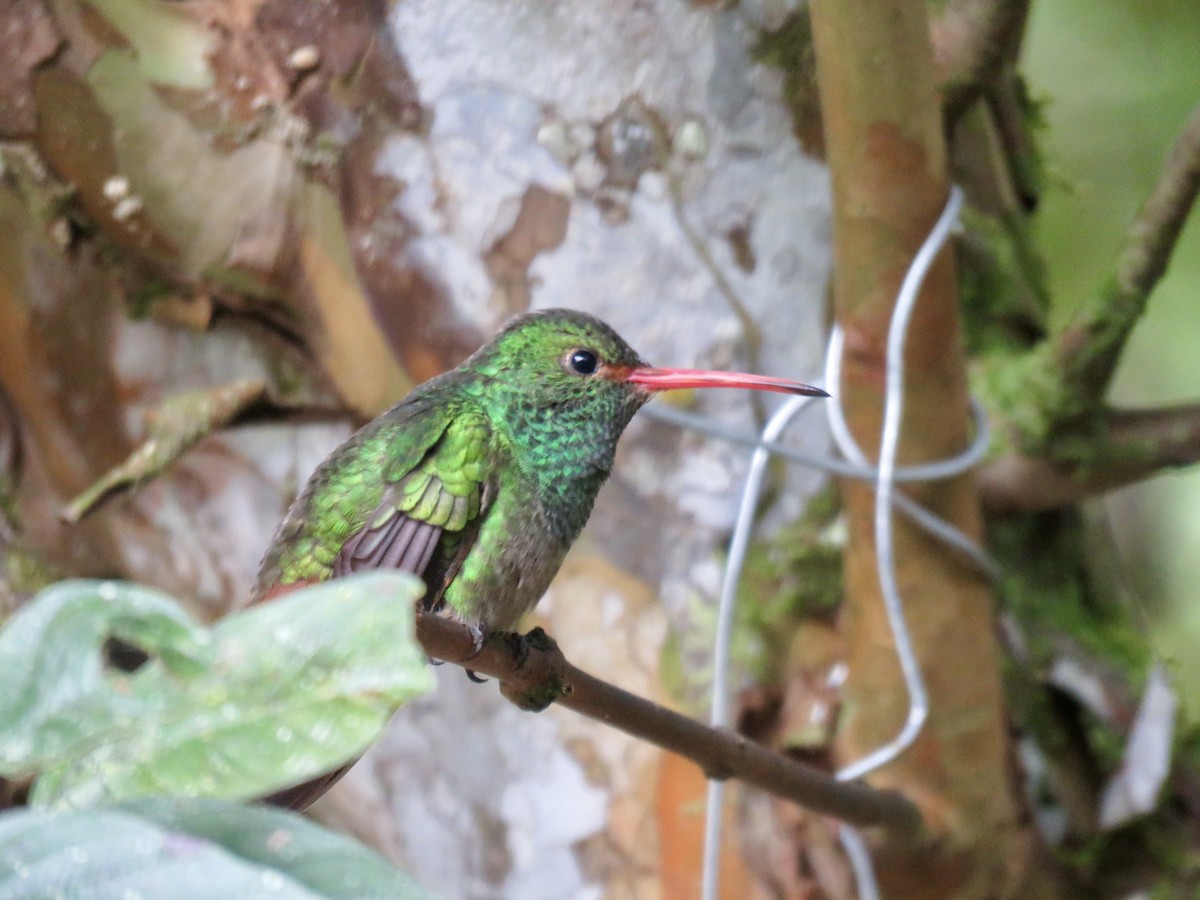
250 308 826 809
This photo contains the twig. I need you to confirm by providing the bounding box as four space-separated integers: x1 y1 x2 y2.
665 174 768 430
984 73 1043 212
1045 101 1200 418
415 611 922 833
60 380 348 523
932 0 1031 120
980 402 1200 512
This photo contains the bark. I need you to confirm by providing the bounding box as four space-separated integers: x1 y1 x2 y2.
807 0 1037 895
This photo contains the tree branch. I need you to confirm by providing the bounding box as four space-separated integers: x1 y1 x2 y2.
1044 101 1200 420
981 402 1200 512
60 380 349 523
414 611 922 833
932 0 1032 121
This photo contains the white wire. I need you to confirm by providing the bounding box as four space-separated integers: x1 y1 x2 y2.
838 824 881 900
685 183 970 900
701 393 821 900
824 328 991 482
643 398 992 483
836 184 963 782
644 402 1000 580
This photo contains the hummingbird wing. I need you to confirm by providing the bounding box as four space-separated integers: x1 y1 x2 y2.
251 396 494 602
330 405 494 607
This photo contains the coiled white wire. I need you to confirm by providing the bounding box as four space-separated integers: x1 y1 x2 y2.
646 185 976 900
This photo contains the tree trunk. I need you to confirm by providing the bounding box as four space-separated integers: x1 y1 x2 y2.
808 2 1038 895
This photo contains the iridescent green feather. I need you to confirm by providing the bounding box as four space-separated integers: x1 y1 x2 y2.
254 400 494 595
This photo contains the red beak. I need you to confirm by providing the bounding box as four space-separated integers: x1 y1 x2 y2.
623 367 828 397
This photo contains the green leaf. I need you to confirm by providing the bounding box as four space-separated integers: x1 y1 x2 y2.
0 573 432 809
0 798 430 899
0 580 211 775
122 798 430 898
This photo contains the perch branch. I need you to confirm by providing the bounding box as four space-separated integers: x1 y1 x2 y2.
1044 101 1200 419
414 611 922 833
981 402 1200 512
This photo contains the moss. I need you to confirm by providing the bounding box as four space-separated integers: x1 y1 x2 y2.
657 487 844 710
657 628 690 709
750 13 823 154
0 491 58 623
971 345 1070 451
200 262 284 301
734 485 844 682
3 544 56 598
0 145 78 230
958 207 1050 358
126 277 175 319
1007 78 1052 205
990 506 1200 889
989 510 1148 671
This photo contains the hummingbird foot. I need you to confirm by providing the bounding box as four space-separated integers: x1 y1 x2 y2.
467 622 487 656
506 626 558 669
463 622 489 682
497 628 569 712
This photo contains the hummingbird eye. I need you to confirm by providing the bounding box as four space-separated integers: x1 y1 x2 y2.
566 348 600 376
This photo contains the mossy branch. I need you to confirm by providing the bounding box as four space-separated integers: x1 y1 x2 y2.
981 402 1200 512
1040 101 1200 424
414 611 922 833
933 0 1032 120
61 380 348 523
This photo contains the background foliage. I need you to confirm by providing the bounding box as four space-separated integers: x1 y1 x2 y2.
1026 0 1200 691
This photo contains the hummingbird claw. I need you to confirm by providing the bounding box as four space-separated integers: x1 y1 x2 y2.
460 622 489 683
466 622 486 657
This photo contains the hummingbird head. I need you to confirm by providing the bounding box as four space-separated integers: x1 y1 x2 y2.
468 307 827 420
460 309 826 544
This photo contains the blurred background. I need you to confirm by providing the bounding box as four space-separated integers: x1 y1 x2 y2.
1025 0 1200 692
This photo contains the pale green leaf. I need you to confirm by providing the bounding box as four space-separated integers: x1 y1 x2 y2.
0 580 211 775
0 798 430 899
0 573 431 809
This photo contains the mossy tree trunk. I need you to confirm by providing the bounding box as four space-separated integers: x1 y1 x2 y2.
808 0 1036 895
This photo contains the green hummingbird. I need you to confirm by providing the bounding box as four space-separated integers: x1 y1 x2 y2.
251 308 825 808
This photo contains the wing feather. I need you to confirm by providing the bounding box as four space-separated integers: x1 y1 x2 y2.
328 408 494 596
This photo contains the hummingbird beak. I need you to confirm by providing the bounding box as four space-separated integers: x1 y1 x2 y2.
622 367 829 398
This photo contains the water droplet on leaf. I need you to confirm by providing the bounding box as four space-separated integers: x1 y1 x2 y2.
260 870 285 891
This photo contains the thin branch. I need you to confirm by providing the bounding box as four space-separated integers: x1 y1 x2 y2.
666 173 768 430
984 72 1044 213
414 611 922 833
60 380 349 523
931 0 1031 120
980 402 1200 512
1046 101 1200 417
